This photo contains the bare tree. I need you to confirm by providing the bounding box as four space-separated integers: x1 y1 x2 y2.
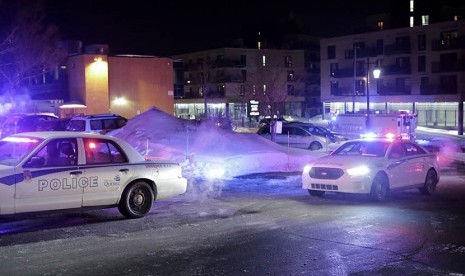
0 1 66 111
246 66 291 141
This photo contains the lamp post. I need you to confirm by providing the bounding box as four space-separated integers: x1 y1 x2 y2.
365 57 381 130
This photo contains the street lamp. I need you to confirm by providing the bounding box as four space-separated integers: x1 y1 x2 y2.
365 59 381 130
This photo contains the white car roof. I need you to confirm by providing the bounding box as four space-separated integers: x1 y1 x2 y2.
9 131 108 139
5 131 145 162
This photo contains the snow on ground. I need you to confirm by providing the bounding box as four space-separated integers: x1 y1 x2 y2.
112 107 465 180
112 107 327 179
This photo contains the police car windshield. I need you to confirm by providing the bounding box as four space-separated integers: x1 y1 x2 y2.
0 137 43 166
332 140 389 157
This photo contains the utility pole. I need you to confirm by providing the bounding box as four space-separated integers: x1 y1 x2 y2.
366 57 371 130
353 45 357 113
365 57 381 130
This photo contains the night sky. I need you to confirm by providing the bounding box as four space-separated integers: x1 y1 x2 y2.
42 0 459 57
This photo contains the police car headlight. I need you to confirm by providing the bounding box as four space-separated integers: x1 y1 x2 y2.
347 166 370 176
303 165 312 174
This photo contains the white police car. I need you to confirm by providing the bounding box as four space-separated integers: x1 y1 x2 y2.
302 138 440 201
0 131 187 218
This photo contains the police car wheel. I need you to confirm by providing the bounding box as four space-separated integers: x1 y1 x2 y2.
118 181 154 219
419 169 438 195
369 173 389 202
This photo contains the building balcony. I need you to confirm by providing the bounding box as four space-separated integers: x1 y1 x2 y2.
305 75 320 85
211 75 245 83
376 84 411 95
431 61 465 73
344 47 378 59
305 67 320 74
384 44 411 55
331 67 367 78
331 68 361 78
381 64 411 75
184 63 204 71
420 83 457 95
431 37 465 51
330 86 365 96
212 59 246 68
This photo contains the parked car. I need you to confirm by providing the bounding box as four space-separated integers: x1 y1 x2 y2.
0 131 187 218
258 117 288 128
0 113 58 139
65 113 127 134
284 122 348 143
257 123 328 150
302 137 440 201
37 118 72 131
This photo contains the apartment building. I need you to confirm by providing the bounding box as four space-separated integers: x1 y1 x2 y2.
321 19 465 130
173 48 310 123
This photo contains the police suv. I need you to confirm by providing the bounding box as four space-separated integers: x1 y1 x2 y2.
0 131 187 218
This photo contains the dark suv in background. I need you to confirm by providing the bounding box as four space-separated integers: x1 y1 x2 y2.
0 113 58 138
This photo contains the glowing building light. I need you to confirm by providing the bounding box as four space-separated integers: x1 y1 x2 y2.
89 56 108 75
113 97 127 106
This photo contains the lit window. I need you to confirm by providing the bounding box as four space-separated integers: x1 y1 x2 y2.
410 0 414 12
262 55 266 67
263 84 267 95
377 21 384 30
422 15 429 25
410 16 414 27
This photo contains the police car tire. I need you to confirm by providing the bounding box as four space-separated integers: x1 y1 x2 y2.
369 173 389 202
118 181 154 219
419 169 438 195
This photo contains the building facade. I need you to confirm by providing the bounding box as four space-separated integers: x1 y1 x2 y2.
173 48 309 123
321 19 465 131
65 52 175 119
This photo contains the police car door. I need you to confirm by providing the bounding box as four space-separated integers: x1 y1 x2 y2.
403 142 429 185
387 142 417 189
81 138 135 207
16 138 82 213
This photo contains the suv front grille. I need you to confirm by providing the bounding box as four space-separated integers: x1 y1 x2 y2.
309 167 344 179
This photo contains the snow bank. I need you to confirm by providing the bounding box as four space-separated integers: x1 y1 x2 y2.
113 107 325 179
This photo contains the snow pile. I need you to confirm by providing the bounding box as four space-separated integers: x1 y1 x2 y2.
113 107 326 179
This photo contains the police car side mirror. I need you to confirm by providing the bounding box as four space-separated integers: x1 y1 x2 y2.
25 156 45 168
